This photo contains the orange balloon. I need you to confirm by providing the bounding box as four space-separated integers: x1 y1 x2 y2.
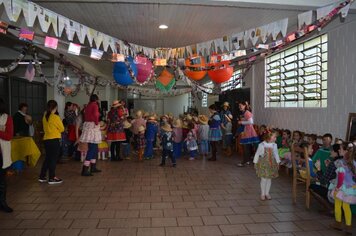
184 55 207 81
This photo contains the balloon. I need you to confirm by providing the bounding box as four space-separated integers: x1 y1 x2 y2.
113 57 137 86
64 79 72 87
63 87 72 95
135 55 153 84
184 55 207 81
208 63 233 84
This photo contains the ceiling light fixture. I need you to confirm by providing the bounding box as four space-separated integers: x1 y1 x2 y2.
159 24 168 30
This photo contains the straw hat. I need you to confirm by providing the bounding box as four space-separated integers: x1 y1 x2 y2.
138 125 145 133
225 114 233 122
186 114 193 121
222 102 230 108
161 114 169 120
161 123 172 132
111 100 122 108
123 120 132 129
198 115 209 125
173 119 182 128
147 116 157 122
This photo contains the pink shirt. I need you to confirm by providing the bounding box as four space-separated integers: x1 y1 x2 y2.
132 118 146 135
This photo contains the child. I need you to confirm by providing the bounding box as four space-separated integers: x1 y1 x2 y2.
172 119 183 159
253 131 281 201
208 104 222 161
136 125 146 161
159 123 176 167
328 145 356 234
132 110 146 149
258 125 268 141
98 121 109 160
222 114 233 157
144 116 158 160
307 134 320 157
198 115 209 159
186 123 198 161
122 119 133 160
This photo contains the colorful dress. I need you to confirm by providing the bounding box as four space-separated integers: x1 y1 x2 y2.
253 142 280 178
107 108 126 142
329 159 356 204
208 112 222 141
239 111 259 145
278 138 291 158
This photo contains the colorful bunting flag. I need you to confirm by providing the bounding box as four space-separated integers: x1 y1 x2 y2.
68 43 81 56
44 36 58 49
90 48 103 60
112 53 125 62
24 61 35 82
19 28 34 41
256 44 269 50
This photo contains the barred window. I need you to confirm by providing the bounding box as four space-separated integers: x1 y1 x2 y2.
265 34 328 108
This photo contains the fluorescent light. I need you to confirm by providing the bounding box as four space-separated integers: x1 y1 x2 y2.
159 24 168 29
18 61 42 65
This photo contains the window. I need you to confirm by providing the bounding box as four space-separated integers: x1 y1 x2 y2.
221 70 242 92
265 34 328 108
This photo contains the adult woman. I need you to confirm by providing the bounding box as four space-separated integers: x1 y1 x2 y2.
0 98 13 212
107 100 126 161
80 94 102 176
237 101 259 167
39 100 64 184
208 104 222 161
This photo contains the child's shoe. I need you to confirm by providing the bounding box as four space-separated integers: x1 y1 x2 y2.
344 225 353 235
265 195 272 200
330 221 343 231
260 195 266 201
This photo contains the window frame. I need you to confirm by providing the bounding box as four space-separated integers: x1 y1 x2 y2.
264 34 328 109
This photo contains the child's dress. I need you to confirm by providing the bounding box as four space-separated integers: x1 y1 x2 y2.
186 131 198 159
98 128 109 153
329 159 356 204
254 141 280 179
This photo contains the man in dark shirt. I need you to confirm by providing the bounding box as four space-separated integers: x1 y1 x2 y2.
13 103 31 136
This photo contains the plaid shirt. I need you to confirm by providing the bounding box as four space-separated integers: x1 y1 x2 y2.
316 159 340 187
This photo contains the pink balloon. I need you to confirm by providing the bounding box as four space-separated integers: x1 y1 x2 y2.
135 56 153 84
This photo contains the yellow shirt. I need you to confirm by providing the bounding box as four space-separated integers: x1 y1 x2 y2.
43 112 64 140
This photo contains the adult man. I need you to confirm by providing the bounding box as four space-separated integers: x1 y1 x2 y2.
13 103 32 136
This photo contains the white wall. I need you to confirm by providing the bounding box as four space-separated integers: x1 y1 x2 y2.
249 16 356 140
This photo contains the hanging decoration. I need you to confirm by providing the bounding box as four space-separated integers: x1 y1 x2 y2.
112 56 137 86
134 55 154 85
0 44 29 73
156 69 175 92
184 55 207 81
24 61 35 82
207 55 233 84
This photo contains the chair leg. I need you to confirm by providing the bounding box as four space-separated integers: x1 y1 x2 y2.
306 189 310 209
292 179 297 204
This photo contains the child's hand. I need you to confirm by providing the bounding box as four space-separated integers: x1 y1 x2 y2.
315 160 321 171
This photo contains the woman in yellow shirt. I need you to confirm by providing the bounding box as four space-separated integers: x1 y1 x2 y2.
39 100 64 185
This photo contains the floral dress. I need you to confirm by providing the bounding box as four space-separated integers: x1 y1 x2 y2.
254 142 280 178
328 159 356 204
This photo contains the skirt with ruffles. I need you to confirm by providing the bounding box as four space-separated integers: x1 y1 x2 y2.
80 122 102 144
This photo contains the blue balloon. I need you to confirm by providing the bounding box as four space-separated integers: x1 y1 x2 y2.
64 79 72 87
113 57 138 86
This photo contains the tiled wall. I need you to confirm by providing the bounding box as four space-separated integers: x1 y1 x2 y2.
248 16 356 140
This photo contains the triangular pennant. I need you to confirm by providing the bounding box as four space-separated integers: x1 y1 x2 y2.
231 32 244 50
298 10 313 29
86 27 96 47
317 4 335 20
3 0 14 22
78 24 87 44
340 4 350 18
94 32 103 49
12 0 28 22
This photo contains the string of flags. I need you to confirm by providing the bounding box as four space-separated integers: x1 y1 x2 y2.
0 0 353 97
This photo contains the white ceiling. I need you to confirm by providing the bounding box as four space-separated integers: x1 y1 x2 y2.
31 0 351 48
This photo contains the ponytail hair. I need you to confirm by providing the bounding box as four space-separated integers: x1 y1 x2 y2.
263 130 278 142
45 100 58 121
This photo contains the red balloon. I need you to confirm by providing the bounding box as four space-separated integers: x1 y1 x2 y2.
208 64 233 84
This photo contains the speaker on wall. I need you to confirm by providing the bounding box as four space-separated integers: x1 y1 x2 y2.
101 101 108 111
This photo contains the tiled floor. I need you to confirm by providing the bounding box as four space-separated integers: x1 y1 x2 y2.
0 154 354 236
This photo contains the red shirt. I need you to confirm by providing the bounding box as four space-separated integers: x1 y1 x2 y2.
84 102 100 125
0 115 14 141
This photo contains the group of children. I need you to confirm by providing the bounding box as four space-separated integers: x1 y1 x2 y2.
252 125 356 234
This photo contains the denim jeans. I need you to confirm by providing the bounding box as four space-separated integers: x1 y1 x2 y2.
173 142 182 159
86 143 98 161
144 140 154 158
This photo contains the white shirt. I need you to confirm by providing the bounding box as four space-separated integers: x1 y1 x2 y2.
253 141 281 164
